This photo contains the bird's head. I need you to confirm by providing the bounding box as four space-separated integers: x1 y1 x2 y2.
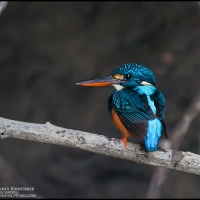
76 63 156 91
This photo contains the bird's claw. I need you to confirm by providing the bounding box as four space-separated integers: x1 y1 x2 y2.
121 137 128 149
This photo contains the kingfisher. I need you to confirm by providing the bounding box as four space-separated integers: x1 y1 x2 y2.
76 63 167 152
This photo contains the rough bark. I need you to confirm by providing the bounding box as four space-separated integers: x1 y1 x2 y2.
0 117 200 175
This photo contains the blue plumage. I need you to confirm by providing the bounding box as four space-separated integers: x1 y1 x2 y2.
77 63 167 152
108 63 167 151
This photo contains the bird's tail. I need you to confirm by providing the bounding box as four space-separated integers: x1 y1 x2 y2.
144 119 162 152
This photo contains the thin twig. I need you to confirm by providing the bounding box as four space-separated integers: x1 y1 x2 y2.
0 117 200 175
145 167 169 198
171 91 200 149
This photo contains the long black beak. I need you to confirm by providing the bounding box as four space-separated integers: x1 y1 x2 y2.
76 76 125 86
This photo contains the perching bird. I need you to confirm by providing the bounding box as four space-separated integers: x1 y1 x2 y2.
76 63 167 152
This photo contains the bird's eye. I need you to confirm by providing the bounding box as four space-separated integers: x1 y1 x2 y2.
124 74 132 80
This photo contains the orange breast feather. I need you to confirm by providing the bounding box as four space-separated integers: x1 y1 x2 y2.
111 109 132 138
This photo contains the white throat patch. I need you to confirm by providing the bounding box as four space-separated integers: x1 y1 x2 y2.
112 84 124 91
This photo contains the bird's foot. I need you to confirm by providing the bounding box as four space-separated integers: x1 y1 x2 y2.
139 144 148 152
121 137 128 149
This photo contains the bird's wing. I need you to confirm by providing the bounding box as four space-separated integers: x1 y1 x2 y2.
151 89 168 138
108 90 155 141
115 109 149 141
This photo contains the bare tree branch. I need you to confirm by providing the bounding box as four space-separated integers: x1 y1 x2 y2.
146 90 200 198
0 117 200 175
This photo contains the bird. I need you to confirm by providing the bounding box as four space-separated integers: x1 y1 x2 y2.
76 63 167 152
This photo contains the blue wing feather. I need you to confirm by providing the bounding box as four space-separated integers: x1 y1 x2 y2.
108 88 155 120
108 87 167 143
108 88 155 141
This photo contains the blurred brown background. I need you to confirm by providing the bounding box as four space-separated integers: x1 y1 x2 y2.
0 1 200 198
